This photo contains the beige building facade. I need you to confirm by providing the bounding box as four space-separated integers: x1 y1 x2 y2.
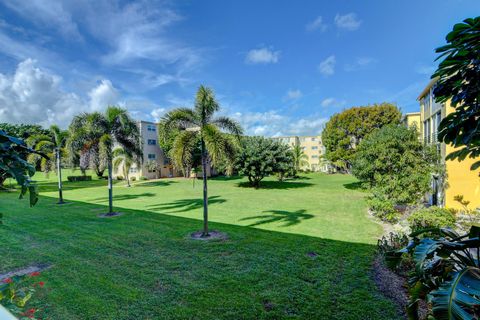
272 135 329 172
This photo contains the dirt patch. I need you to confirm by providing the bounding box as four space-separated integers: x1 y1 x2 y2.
0 263 52 281
372 255 408 318
190 230 228 241
98 212 124 218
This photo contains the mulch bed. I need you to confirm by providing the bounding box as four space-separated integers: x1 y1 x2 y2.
98 212 123 218
190 230 228 241
0 263 51 281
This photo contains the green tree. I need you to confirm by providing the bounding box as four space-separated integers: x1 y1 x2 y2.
26 125 69 204
0 123 49 140
322 103 402 172
0 130 45 223
292 144 309 173
433 17 480 171
236 136 294 188
68 106 142 215
352 124 439 208
112 147 137 187
162 86 243 236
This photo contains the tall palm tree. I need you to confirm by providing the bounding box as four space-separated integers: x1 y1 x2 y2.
113 147 137 187
27 125 68 204
163 86 243 236
292 144 309 172
68 106 142 214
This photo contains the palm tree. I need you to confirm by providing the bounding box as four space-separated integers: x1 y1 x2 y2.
68 106 142 214
113 147 137 187
292 144 309 173
27 125 68 204
163 86 243 236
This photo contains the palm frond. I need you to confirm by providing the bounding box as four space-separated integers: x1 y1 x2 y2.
170 130 198 171
162 108 198 130
195 86 219 122
211 116 243 138
202 124 238 166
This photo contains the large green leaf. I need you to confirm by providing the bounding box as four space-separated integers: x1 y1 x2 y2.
430 267 480 320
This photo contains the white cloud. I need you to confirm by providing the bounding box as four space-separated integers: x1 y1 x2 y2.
245 47 280 64
306 16 327 32
1 0 81 39
230 110 327 137
0 59 127 128
321 97 346 108
88 79 119 111
150 108 166 122
335 13 362 31
344 57 376 71
318 55 336 76
285 89 303 100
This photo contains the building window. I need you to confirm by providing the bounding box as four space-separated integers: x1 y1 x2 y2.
311 155 319 159
129 167 137 173
311 137 316 141
147 124 156 132
424 119 431 143
312 146 318 150
147 139 156 145
148 154 156 160
163 158 169 165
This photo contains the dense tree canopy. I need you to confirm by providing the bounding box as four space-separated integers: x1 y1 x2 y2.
321 103 402 172
0 123 49 140
434 17 480 171
352 124 439 205
236 136 294 188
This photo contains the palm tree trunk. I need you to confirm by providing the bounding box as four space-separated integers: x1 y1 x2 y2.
56 149 65 204
107 157 113 214
201 138 209 236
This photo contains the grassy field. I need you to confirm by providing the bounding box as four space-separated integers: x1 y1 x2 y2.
0 172 399 319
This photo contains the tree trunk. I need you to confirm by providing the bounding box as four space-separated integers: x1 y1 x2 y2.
201 139 209 237
107 157 113 214
56 149 65 204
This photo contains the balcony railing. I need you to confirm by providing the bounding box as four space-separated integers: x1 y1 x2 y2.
422 132 439 144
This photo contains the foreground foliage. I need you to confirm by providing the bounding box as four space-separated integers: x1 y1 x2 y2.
434 16 480 172
390 226 480 319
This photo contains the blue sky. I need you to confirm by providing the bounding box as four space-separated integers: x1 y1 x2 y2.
0 0 478 136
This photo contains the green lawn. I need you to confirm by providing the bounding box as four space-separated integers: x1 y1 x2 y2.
0 172 399 319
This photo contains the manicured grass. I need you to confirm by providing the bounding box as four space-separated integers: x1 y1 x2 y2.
0 172 399 319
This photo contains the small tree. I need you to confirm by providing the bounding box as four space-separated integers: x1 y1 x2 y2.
292 144 309 173
113 147 138 187
163 86 243 236
26 125 68 204
433 17 480 171
322 103 402 172
236 136 294 188
352 125 439 218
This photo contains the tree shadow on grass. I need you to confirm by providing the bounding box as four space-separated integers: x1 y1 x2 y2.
146 195 226 213
240 209 314 227
91 192 157 202
136 180 178 187
34 179 112 193
211 175 243 181
236 181 313 190
343 182 366 191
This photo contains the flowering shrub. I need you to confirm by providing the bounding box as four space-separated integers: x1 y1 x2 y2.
0 272 45 319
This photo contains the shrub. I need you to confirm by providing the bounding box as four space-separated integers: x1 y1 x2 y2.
116 175 124 180
130 176 136 182
67 175 92 182
407 206 456 232
367 194 398 223
139 176 148 181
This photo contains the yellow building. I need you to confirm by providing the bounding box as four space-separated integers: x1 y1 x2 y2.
272 135 329 172
418 79 480 210
402 112 421 130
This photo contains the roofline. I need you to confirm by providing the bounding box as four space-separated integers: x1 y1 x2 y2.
404 112 420 116
417 77 439 100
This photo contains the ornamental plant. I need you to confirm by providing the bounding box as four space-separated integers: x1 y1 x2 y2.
0 272 45 319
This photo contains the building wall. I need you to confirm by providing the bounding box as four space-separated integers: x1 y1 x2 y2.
402 112 421 130
418 82 480 210
272 135 329 172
